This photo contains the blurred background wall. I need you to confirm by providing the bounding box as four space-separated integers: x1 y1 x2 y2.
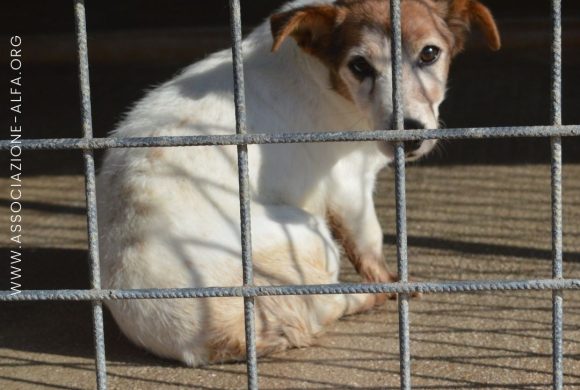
2 0 579 174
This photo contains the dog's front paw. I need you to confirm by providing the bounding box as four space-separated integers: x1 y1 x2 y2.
361 266 422 304
385 273 422 301
359 257 395 283
359 262 396 306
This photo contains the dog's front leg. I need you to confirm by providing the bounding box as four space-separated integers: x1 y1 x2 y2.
327 192 396 286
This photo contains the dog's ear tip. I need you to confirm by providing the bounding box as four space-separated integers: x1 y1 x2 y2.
271 39 283 52
486 30 501 51
487 36 501 51
466 0 501 52
269 5 338 55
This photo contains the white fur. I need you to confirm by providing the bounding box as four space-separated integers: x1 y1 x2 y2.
97 0 441 366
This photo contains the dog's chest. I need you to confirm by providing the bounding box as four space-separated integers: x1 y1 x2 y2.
248 142 388 216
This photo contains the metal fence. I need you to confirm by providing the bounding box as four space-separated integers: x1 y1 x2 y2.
1 0 579 389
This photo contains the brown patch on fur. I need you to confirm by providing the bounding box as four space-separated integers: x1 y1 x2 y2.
327 210 422 302
330 71 355 102
270 0 500 94
442 0 501 55
469 1 501 50
253 246 377 326
270 1 384 100
118 184 153 216
119 184 134 198
270 5 344 53
147 148 164 161
133 200 152 216
403 1 455 53
327 210 395 284
206 243 332 363
253 241 330 286
206 297 247 363
205 239 387 362
327 211 362 272
206 295 317 363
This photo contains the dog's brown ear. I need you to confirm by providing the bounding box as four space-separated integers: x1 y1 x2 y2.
470 1 501 51
444 0 501 55
270 5 341 53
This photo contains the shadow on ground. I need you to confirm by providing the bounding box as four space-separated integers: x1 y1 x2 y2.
1 165 579 389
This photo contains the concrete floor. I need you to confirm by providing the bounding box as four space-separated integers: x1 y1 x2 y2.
1 164 579 389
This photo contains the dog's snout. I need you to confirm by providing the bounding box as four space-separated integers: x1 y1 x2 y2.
403 118 426 130
405 140 423 154
402 119 426 155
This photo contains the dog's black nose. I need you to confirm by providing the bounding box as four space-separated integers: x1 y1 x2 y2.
403 118 426 130
405 140 423 153
402 119 426 154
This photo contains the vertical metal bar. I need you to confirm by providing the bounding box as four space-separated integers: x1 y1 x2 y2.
390 0 404 133
550 1 564 389
228 0 258 389
74 1 107 389
395 145 411 390
390 0 411 389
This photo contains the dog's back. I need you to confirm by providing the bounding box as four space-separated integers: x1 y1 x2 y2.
97 14 373 366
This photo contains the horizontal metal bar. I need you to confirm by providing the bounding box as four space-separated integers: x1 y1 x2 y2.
2 125 579 151
1 278 579 302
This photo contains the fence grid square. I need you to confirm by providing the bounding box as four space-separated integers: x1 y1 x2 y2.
0 0 577 389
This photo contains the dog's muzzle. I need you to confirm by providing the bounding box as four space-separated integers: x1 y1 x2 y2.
402 119 426 158
378 118 435 160
405 140 424 155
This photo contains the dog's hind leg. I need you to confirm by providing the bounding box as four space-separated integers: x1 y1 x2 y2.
205 205 376 362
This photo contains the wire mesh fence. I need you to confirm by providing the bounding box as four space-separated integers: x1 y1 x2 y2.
1 0 579 389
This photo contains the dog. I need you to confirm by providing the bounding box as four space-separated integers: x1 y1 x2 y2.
96 0 500 366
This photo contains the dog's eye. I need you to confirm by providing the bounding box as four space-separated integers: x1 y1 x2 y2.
419 45 441 65
348 56 375 80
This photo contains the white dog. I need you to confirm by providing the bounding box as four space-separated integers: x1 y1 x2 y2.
97 0 500 366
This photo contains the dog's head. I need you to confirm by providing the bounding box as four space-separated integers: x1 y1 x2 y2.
270 0 500 160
